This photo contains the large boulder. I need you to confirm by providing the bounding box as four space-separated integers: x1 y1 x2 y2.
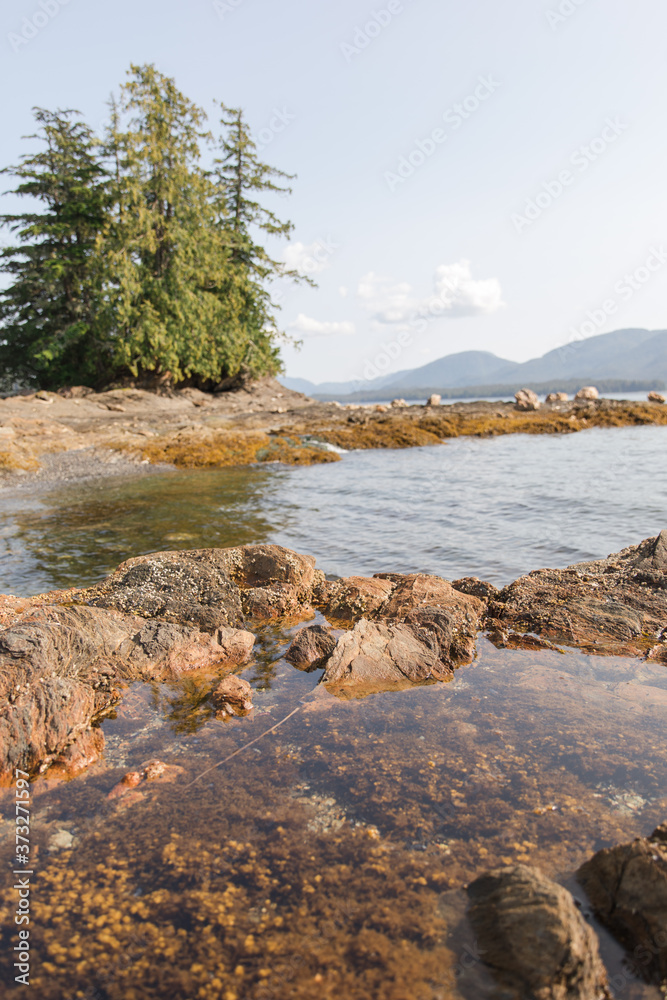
574 386 599 400
546 392 569 403
489 531 667 657
515 388 541 411
467 865 611 1000
577 824 667 984
648 391 666 404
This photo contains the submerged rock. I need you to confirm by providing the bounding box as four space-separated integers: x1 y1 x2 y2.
577 823 667 984
467 864 611 1000
285 624 337 670
211 675 254 716
489 531 667 657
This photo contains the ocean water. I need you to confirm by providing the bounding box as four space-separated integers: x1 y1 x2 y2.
1 423 665 595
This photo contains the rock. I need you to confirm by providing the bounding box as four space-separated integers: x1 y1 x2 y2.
577 824 667 984
0 602 256 777
575 386 599 400
390 398 409 408
83 550 243 631
322 618 444 693
467 864 611 1000
211 675 254 716
46 728 105 779
648 391 666 403
107 758 184 800
546 392 569 403
427 394 442 406
377 573 485 625
314 575 396 622
285 625 337 670
489 531 667 657
452 576 500 600
241 583 313 622
515 388 541 411
375 405 388 413
83 544 322 629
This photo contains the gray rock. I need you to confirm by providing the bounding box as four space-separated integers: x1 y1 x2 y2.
467 864 610 1000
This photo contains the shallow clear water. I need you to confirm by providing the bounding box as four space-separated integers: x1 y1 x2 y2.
1 424 666 595
0 426 665 998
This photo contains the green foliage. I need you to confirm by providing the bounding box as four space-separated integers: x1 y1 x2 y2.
0 66 302 390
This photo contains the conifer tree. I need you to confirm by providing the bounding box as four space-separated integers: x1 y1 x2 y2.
0 109 107 388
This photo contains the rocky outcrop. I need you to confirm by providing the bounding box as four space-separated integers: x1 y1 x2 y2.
515 388 541 411
285 625 338 670
0 602 256 777
648 391 666 403
0 543 326 777
467 865 611 1000
577 824 667 984
488 531 667 657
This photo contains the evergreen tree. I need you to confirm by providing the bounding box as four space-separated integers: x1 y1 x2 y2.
0 109 107 389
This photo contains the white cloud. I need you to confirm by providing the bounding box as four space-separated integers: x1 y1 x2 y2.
289 313 355 337
357 260 504 326
281 238 338 276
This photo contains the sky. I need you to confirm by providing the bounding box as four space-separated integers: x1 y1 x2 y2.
1 0 666 385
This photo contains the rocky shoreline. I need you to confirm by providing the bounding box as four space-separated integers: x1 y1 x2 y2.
1 378 667 483
1 532 667 996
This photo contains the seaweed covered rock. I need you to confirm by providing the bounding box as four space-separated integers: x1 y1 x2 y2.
577 824 667 984
211 675 254 717
489 531 667 657
467 865 611 1000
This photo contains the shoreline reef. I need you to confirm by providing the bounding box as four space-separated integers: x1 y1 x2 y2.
1 378 667 484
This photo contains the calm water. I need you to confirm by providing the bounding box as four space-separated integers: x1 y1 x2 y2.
1 424 666 595
0 426 665 999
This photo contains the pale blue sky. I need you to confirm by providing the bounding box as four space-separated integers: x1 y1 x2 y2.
2 0 666 382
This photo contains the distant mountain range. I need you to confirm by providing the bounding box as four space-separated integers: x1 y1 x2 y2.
280 328 667 401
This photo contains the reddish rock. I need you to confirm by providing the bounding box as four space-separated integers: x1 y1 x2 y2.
285 624 337 670
107 759 184 799
377 573 484 622
577 824 667 984
467 865 611 1000
515 388 541 411
322 618 446 694
46 728 105 779
211 675 253 716
313 575 396 622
